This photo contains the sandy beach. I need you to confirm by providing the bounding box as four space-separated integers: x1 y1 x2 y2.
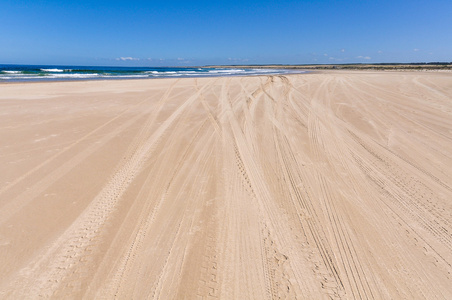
1 71 451 299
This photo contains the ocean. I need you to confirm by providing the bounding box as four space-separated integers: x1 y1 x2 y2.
0 65 301 82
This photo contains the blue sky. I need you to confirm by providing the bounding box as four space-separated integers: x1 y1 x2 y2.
1 0 451 66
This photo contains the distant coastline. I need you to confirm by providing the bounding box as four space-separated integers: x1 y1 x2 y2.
207 62 452 71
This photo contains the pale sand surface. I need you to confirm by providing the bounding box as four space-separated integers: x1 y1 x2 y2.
0 72 452 299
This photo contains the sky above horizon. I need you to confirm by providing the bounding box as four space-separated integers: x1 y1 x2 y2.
1 0 451 66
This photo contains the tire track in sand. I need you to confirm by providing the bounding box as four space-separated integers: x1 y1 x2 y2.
0 79 211 299
0 92 159 198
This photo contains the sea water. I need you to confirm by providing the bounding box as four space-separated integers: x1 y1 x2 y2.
0 65 302 82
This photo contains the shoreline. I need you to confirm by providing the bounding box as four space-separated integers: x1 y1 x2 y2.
0 71 308 85
2 68 452 86
3 62 452 84
0 65 304 83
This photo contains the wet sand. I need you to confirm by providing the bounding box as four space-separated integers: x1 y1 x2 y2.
1 71 451 299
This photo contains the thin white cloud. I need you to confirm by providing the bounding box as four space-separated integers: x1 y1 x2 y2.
414 48 420 52
341 49 345 53
378 50 383 54
116 57 140 61
357 56 371 60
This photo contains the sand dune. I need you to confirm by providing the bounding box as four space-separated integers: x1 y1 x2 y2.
0 71 451 299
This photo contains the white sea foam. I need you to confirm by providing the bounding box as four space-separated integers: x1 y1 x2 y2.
3 70 22 74
0 76 36 80
179 72 199 76
161 73 183 77
146 71 179 75
116 74 149 78
175 71 198 76
41 68 65 72
253 69 277 73
46 73 100 78
208 69 246 74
